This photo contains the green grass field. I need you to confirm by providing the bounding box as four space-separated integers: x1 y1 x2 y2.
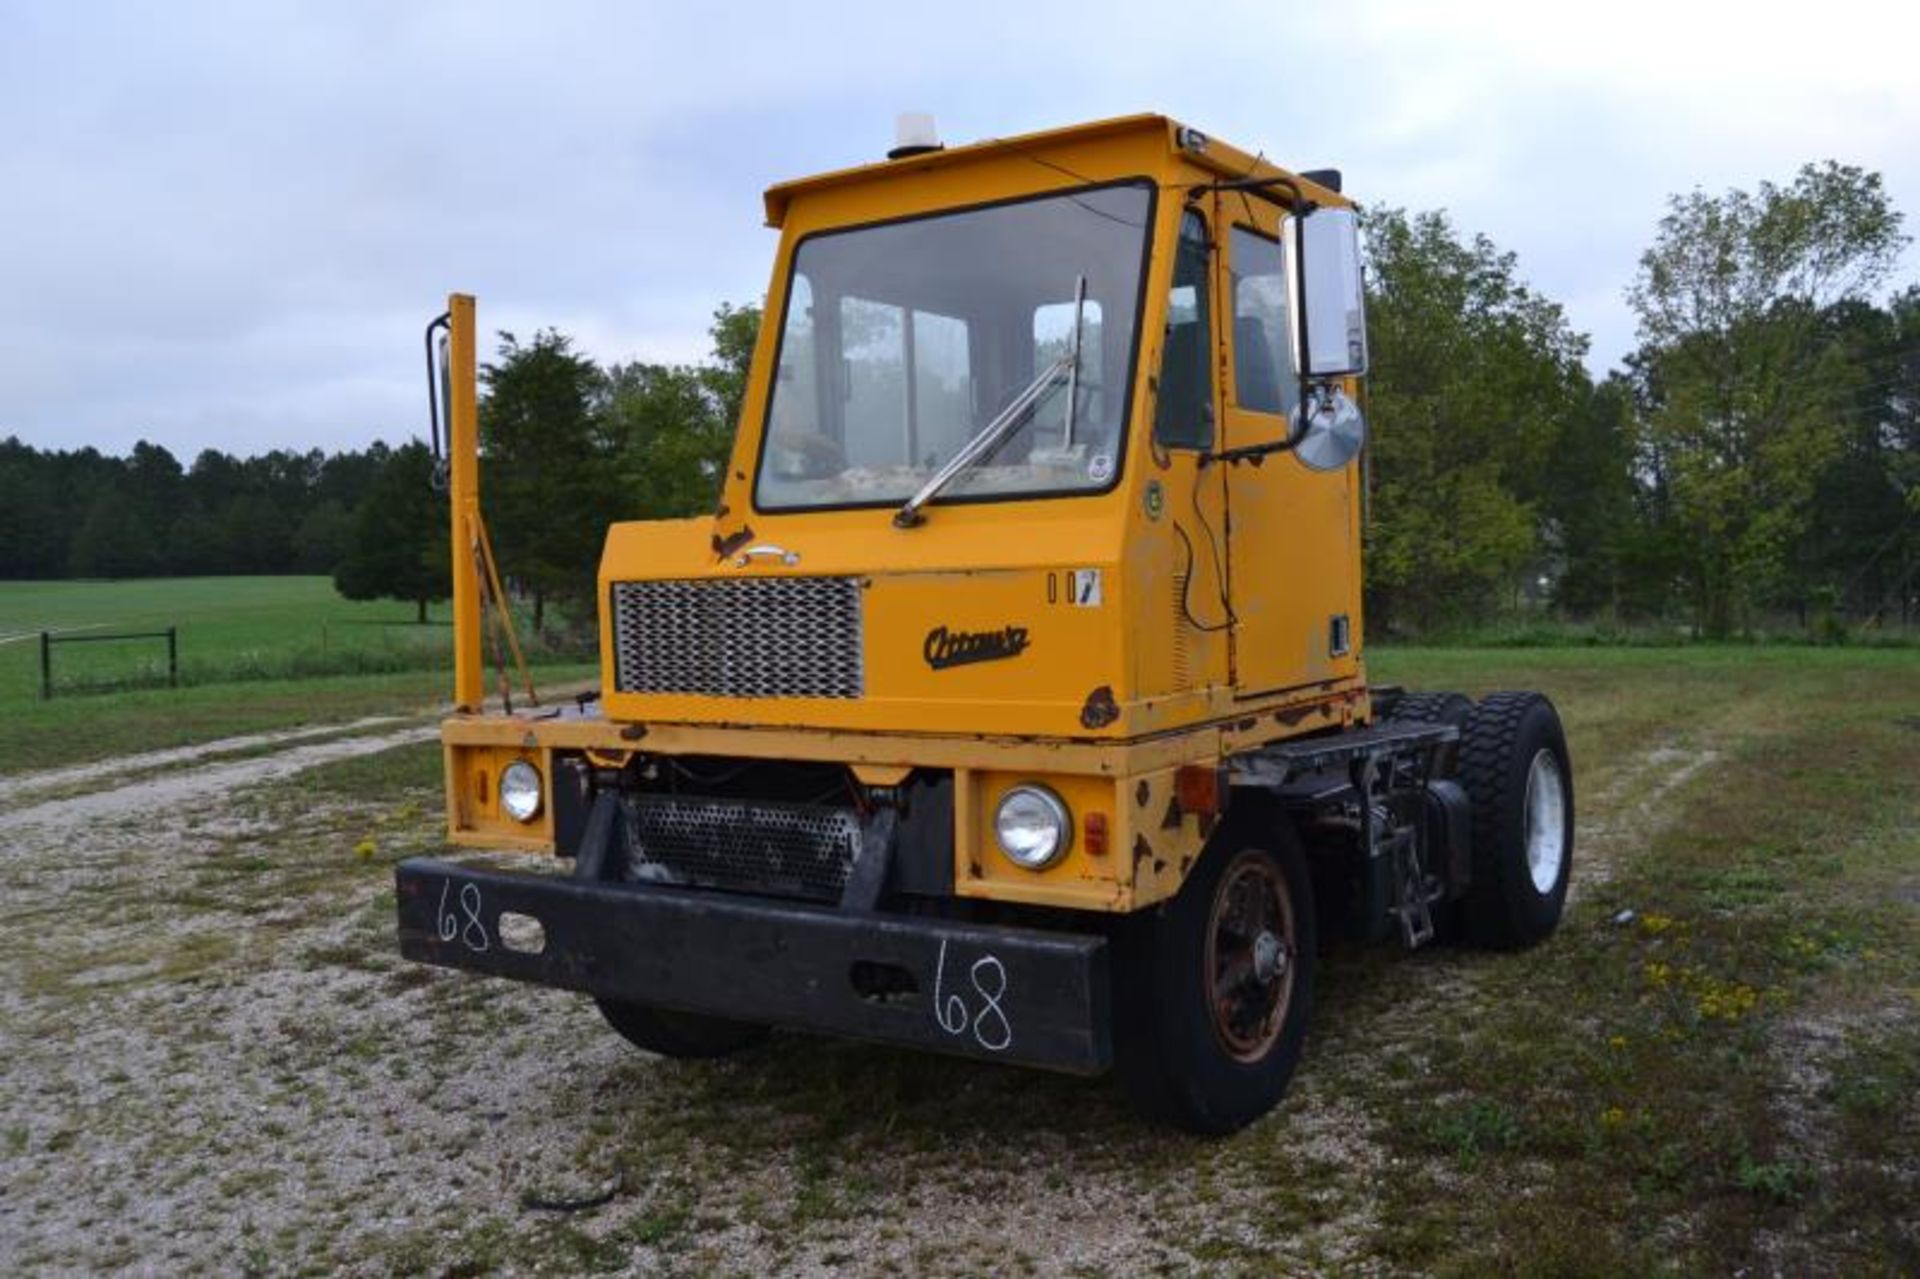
0 578 591 775
0 576 458 698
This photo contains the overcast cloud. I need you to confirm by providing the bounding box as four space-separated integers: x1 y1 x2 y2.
4 0 1917 459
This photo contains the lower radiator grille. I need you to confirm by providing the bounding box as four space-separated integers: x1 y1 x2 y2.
620 794 863 902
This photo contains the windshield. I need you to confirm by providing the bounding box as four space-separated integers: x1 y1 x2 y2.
754 182 1153 511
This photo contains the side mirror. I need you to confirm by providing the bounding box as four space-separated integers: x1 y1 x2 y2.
1290 207 1369 377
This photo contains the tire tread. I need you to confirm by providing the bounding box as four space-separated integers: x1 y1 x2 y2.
1459 692 1567 949
1384 691 1474 726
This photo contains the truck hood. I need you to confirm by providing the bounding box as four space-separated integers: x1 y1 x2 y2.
596 505 1137 739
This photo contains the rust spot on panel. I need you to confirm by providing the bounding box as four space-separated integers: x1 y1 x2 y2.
713 501 730 519
1132 834 1153 870
619 723 648 741
1152 859 1166 875
1160 797 1184 831
1135 779 1151 808
1080 686 1120 730
1275 705 1312 726
711 525 754 559
1236 718 1257 732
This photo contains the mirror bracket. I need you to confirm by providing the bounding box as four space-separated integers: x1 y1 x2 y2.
1201 380 1329 468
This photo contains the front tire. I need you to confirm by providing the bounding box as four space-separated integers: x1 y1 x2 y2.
1459 692 1574 948
1114 813 1317 1134
594 999 769 1059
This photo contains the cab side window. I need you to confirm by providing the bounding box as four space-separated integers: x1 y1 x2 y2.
1229 226 1297 418
1154 211 1213 449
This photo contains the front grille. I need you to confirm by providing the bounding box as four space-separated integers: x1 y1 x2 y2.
609 577 863 700
620 795 863 902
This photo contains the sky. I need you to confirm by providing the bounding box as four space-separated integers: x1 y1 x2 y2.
4 0 1918 460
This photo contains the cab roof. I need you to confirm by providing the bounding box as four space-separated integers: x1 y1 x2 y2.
761 113 1347 226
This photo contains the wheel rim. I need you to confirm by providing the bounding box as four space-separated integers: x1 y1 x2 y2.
1523 748 1568 894
1204 851 1297 1063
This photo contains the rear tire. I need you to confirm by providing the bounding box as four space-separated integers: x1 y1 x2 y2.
594 999 769 1059
1114 812 1317 1135
1382 690 1474 775
1458 692 1574 949
1383 690 1473 726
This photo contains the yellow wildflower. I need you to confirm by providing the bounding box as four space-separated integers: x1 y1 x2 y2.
1695 980 1759 1021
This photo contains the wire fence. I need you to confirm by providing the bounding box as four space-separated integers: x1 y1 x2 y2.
40 627 176 700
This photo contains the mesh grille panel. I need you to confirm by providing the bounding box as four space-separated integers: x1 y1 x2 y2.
610 577 863 700
621 795 861 901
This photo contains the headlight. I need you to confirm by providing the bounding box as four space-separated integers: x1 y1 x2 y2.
994 784 1070 870
499 761 542 823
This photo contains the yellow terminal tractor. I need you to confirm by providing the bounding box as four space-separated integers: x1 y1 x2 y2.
396 114 1575 1133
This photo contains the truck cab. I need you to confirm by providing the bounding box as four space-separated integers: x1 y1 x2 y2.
602 115 1363 744
398 115 1574 1133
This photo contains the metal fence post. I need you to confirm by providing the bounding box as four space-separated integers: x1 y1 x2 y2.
40 631 51 701
167 626 178 688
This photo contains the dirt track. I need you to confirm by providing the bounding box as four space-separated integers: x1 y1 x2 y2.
2 654 1916 1276
0 719 1395 1276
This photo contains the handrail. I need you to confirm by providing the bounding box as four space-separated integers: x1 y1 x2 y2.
423 311 450 462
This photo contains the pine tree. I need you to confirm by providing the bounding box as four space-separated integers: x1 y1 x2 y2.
334 442 447 622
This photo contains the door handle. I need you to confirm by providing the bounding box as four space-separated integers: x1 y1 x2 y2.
733 544 801 567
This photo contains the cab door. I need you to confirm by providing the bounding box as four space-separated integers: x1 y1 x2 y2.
1214 196 1360 696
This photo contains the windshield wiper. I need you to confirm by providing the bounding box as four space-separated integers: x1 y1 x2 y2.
894 275 1087 529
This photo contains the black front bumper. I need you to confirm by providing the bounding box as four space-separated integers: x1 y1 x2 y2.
395 858 1112 1073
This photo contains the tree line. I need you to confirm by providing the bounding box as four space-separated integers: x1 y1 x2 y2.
1364 161 1916 638
0 437 388 580
0 306 755 632
4 160 1913 641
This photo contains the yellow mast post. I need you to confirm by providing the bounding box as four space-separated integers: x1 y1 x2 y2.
447 293 484 713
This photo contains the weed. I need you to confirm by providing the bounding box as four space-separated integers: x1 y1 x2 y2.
1420 1097 1520 1162
623 1205 691 1247
1734 1154 1810 1204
